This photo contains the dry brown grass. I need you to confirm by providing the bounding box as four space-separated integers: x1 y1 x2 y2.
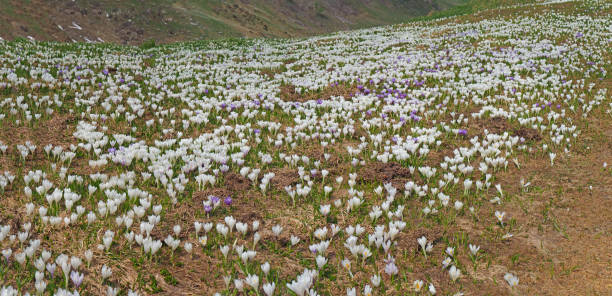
481 111 612 295
279 83 360 103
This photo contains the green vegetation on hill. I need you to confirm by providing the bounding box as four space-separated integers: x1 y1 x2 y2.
412 0 537 21
0 0 540 45
0 0 478 44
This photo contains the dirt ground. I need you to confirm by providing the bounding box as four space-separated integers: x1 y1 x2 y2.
499 112 612 295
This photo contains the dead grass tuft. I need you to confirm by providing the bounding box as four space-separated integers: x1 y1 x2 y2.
279 83 359 103
358 161 412 188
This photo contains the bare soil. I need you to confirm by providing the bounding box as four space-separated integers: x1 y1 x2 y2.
280 83 360 103
358 161 413 188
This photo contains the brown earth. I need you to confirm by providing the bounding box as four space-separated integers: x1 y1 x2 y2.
280 83 360 103
495 113 612 295
358 161 413 188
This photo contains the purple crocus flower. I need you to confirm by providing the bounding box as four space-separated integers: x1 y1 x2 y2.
224 196 232 206
316 99 323 104
204 204 212 213
70 271 84 288
254 129 261 134
384 260 398 276
211 196 220 204
458 129 468 136
46 263 56 277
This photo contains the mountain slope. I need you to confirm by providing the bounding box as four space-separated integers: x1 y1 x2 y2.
0 0 467 44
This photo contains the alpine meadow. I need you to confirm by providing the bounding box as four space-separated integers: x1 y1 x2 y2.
0 0 610 295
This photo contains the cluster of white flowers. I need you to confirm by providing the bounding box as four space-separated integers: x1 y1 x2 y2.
0 1 609 294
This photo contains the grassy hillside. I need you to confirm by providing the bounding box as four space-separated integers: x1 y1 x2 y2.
0 0 610 295
0 0 473 44
413 0 538 21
